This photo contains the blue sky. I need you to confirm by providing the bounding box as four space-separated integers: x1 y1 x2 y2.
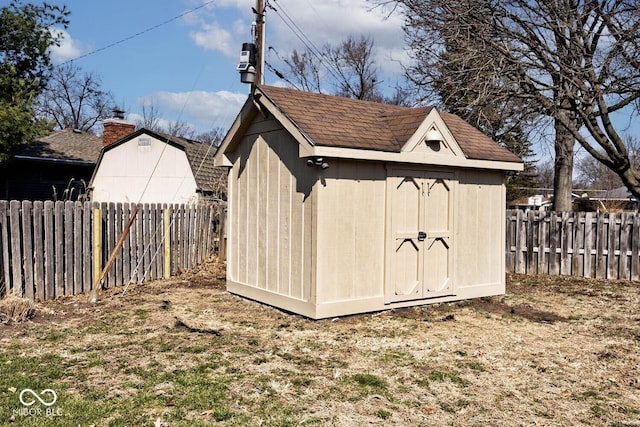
37 0 406 135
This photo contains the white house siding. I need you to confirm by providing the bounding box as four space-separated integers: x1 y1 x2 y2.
91 137 198 204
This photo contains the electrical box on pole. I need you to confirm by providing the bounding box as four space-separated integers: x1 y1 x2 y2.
237 0 265 85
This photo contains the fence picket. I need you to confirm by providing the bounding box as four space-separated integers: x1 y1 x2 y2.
620 213 631 280
0 201 9 294
44 202 54 298
572 212 582 276
22 201 34 300
584 212 593 278
74 202 83 295
83 201 92 292
10 200 22 296
122 203 131 285
64 201 74 295
115 203 123 286
548 212 558 275
632 215 640 281
33 201 44 301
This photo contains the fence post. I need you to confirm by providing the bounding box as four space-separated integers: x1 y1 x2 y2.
164 208 171 278
93 208 102 288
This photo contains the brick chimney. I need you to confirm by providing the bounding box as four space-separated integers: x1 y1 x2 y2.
102 109 136 147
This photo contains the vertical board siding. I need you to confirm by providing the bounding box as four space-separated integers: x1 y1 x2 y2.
0 201 225 301
506 209 640 280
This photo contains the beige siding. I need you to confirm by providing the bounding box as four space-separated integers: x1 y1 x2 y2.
315 160 387 303
227 116 315 302
455 170 505 287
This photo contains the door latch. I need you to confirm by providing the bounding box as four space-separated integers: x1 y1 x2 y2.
417 231 427 241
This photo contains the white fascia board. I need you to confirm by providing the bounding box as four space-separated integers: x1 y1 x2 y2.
253 89 316 157
307 145 524 172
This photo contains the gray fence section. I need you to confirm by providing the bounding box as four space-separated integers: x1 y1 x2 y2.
506 209 640 280
0 201 225 301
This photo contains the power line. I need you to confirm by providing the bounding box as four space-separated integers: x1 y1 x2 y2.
267 0 357 94
59 0 218 66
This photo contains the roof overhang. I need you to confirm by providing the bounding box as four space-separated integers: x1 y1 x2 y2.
214 86 524 172
214 87 316 167
13 155 96 166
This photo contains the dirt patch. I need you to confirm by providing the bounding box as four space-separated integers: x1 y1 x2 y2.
0 262 639 426
391 295 568 324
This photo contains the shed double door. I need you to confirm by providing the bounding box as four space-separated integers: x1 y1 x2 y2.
387 170 455 303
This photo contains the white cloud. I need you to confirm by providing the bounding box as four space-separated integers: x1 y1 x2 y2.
48 28 84 64
136 90 247 131
189 22 235 55
187 0 408 82
264 0 407 76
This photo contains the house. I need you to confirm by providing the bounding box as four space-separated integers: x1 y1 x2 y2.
214 85 523 319
90 118 225 204
0 128 103 201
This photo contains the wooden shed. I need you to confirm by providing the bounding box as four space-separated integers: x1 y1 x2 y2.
214 85 523 319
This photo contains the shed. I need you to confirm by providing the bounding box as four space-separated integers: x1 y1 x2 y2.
214 85 523 319
90 128 225 204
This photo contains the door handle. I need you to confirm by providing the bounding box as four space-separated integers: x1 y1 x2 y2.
417 231 427 241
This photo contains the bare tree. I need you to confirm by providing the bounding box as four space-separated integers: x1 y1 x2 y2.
326 35 381 100
535 160 555 190
135 100 197 140
136 102 162 131
36 62 114 134
195 128 224 147
282 48 323 93
376 0 640 211
282 34 385 101
576 136 640 191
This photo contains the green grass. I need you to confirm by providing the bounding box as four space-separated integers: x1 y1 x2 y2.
351 373 387 389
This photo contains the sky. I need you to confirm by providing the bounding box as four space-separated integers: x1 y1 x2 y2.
35 0 407 135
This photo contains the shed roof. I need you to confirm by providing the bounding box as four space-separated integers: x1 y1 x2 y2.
14 128 103 164
257 85 522 164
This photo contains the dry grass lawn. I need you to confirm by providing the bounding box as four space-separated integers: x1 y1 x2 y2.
0 257 639 426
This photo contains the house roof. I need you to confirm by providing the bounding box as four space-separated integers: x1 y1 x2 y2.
257 85 522 163
14 128 103 164
97 128 225 194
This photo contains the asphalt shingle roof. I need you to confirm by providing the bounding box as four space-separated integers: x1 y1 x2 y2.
15 128 103 163
137 130 225 194
258 85 522 163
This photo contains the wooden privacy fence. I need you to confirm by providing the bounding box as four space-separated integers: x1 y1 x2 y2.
0 200 226 301
506 209 640 280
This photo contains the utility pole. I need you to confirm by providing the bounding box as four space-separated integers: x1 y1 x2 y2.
237 0 266 86
253 0 265 85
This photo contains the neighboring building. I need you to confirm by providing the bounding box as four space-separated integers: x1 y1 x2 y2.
90 120 225 204
574 187 638 212
214 85 523 319
508 194 553 211
0 128 103 201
